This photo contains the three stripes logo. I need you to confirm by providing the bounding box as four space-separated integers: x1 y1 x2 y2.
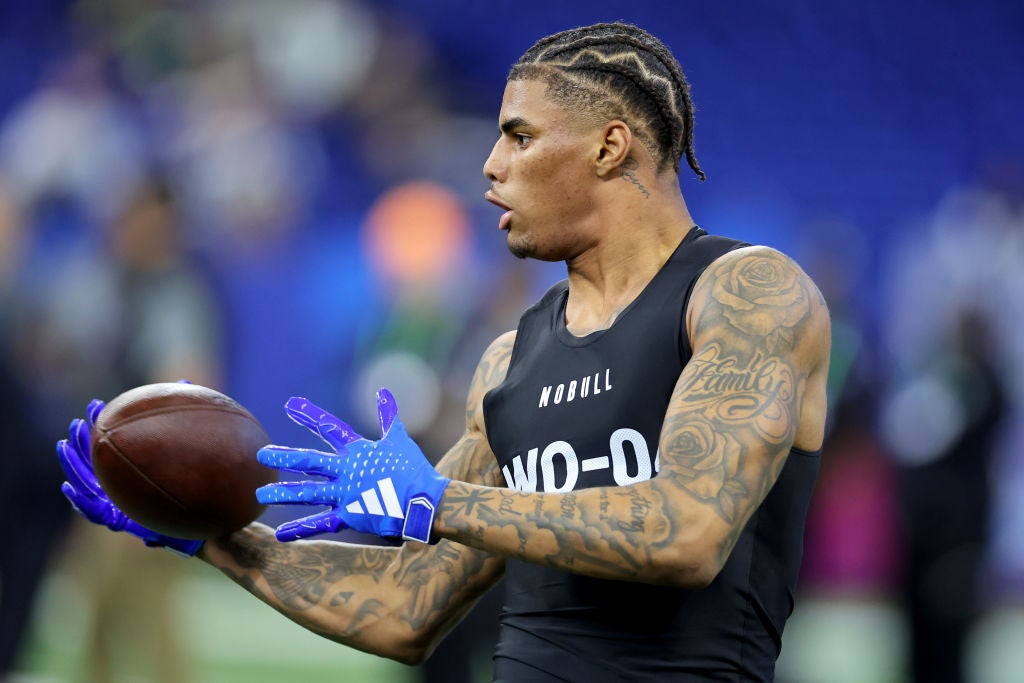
342 477 437 543
345 477 405 519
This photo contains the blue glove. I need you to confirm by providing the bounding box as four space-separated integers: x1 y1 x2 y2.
256 388 450 544
56 398 204 557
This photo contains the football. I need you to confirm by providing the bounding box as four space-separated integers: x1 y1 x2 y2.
91 382 275 540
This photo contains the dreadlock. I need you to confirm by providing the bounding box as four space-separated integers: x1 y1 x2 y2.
509 22 705 181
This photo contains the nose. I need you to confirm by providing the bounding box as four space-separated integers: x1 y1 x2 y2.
482 138 506 183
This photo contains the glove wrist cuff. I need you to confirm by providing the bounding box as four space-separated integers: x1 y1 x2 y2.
402 478 450 544
126 519 204 556
157 537 206 557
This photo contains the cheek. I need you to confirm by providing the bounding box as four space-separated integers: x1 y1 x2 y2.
525 154 589 214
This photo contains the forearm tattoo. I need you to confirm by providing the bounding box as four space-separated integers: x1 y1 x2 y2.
202 334 515 651
209 528 394 640
441 479 670 581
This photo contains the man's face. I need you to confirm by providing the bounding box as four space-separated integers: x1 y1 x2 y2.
483 79 600 261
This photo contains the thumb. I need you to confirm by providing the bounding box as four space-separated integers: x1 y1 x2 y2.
376 388 399 437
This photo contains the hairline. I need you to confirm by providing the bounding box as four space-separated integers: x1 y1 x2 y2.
506 64 675 173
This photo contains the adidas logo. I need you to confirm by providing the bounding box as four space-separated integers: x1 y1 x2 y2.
345 477 405 518
342 477 437 543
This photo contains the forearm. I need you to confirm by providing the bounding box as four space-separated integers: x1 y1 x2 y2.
201 333 513 659
434 478 717 587
201 523 415 659
201 522 503 663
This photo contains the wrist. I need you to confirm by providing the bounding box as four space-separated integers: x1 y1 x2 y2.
158 536 206 557
401 475 451 544
125 519 204 556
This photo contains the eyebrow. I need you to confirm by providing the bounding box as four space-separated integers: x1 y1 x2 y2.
500 117 530 134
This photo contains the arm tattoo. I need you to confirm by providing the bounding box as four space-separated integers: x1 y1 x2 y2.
435 250 825 585
660 249 816 561
202 333 515 655
474 333 515 392
210 525 502 646
210 527 396 641
442 487 492 516
438 482 657 580
217 530 394 611
621 156 651 198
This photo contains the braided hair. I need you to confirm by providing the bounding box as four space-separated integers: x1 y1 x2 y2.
509 22 705 180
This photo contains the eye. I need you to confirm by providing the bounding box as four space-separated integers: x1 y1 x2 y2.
513 133 531 149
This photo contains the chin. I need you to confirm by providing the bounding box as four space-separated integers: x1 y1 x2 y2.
506 233 534 260
508 244 531 260
505 229 564 262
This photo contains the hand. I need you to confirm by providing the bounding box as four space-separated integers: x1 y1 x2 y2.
56 398 204 557
256 389 450 543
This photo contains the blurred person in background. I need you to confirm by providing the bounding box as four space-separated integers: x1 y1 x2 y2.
896 308 1007 683
772 220 903 683
0 182 75 678
59 22 831 682
880 179 1021 683
55 177 223 683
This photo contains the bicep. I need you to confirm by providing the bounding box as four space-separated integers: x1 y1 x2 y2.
435 330 516 487
658 247 829 553
435 430 503 487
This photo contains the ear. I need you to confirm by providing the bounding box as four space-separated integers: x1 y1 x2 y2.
594 120 632 177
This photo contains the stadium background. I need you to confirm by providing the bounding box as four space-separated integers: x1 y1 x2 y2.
0 1 1022 682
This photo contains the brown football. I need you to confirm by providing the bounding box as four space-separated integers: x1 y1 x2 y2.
91 382 275 540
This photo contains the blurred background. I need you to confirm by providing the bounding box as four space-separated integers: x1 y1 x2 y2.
1 1 1022 682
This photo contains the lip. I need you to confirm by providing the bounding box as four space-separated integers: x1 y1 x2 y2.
485 190 514 231
485 190 512 212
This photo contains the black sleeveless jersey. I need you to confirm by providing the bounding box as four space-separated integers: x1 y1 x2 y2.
482 227 821 682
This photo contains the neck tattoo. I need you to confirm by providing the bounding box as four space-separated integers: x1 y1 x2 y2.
621 157 651 199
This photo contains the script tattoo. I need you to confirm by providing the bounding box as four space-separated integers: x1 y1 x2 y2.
659 248 815 563
460 487 651 576
621 156 650 198
678 345 796 444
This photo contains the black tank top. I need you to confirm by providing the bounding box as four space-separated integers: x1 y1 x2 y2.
482 227 821 682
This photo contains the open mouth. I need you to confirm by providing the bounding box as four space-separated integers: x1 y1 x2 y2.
485 190 513 230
